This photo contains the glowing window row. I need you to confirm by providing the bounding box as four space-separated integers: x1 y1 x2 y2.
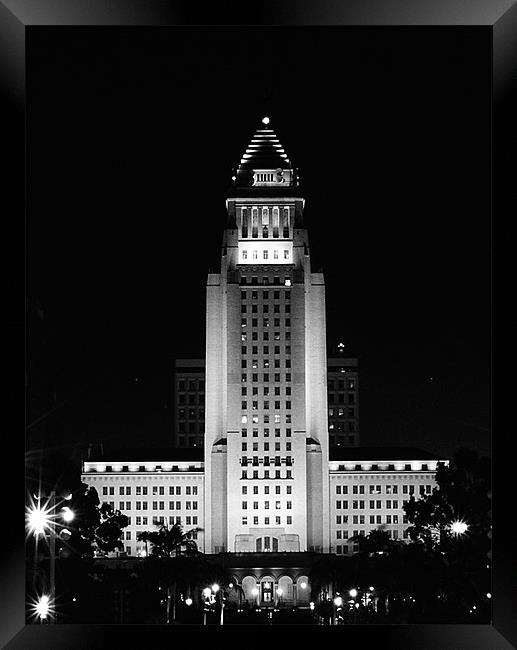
242 250 290 260
241 414 292 424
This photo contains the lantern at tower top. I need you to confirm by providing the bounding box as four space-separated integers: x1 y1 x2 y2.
232 116 299 189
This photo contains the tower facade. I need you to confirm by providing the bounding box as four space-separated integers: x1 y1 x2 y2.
204 117 330 553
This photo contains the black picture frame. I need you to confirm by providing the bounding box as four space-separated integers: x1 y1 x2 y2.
1 1 512 647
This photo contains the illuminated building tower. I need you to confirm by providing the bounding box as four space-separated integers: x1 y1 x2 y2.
204 117 330 553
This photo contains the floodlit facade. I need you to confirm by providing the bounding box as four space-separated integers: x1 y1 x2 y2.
82 117 448 571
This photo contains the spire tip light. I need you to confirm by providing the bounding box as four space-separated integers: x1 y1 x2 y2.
262 116 270 125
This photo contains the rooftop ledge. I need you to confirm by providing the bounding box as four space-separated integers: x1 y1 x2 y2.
83 462 204 473
329 460 448 472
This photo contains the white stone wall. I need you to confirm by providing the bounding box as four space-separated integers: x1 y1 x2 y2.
305 272 330 551
204 272 223 552
328 464 443 554
81 469 204 556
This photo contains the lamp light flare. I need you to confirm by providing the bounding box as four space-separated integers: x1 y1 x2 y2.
61 506 74 523
450 520 469 536
27 504 51 536
349 588 358 598
185 597 193 606
300 581 307 589
333 596 343 607
211 583 220 593
262 116 270 125
34 595 51 620
203 587 211 598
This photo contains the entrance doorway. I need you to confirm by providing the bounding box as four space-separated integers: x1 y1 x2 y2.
255 536 279 552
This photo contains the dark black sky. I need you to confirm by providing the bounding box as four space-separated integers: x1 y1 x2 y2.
27 27 491 461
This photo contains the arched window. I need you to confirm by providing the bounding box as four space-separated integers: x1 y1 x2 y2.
242 576 258 602
296 576 310 604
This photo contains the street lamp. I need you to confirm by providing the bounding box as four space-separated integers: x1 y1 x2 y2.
27 492 59 623
333 596 343 625
202 587 211 625
185 597 193 606
349 588 358 599
211 583 220 593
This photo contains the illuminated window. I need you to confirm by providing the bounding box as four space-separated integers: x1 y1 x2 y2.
263 250 268 259
274 250 279 259
284 250 289 259
253 250 258 259
242 250 248 260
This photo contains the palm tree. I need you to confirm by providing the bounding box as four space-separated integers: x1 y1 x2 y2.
137 523 202 623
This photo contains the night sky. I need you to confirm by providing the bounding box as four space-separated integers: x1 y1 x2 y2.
27 27 491 463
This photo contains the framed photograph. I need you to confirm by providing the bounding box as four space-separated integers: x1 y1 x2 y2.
2 1 512 647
